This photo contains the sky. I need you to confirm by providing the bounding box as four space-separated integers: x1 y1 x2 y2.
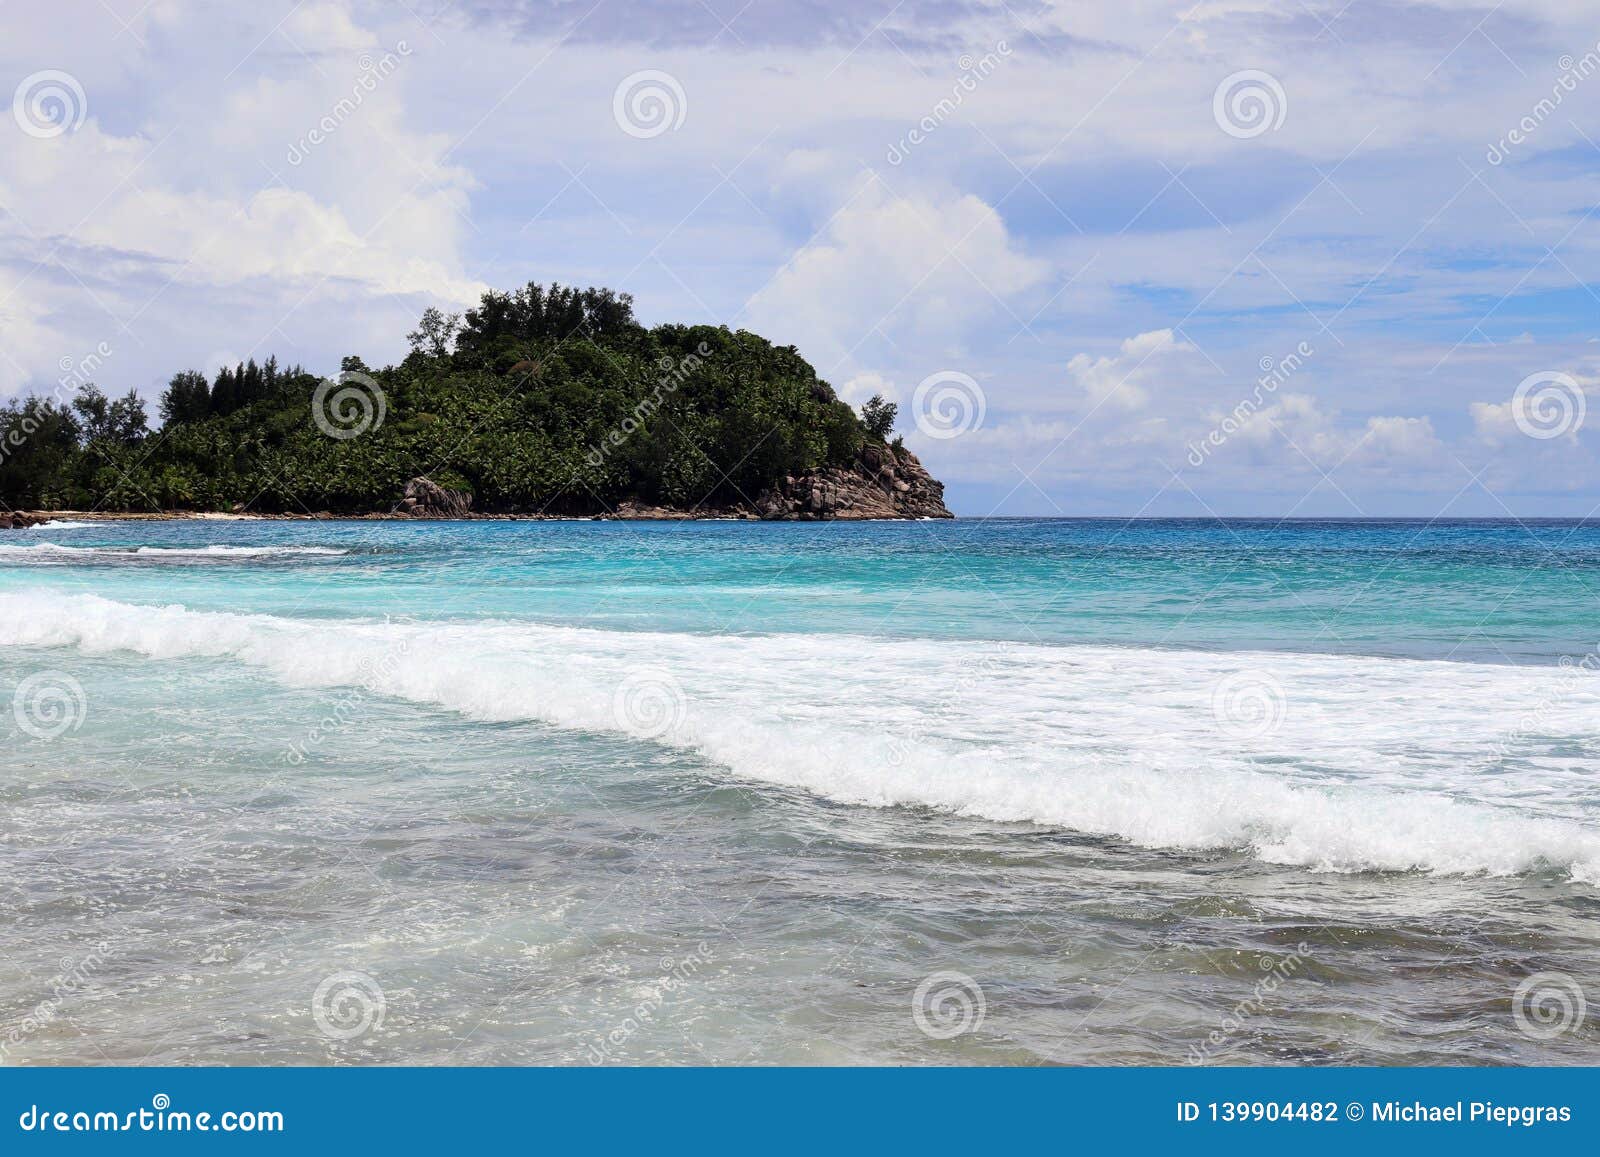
3 0 1600 516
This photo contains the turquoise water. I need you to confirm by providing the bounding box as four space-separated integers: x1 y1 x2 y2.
2 518 1598 1064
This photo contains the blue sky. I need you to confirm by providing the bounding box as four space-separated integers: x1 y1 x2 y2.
3 0 1599 515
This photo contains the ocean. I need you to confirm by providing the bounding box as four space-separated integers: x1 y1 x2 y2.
1 517 1597 1065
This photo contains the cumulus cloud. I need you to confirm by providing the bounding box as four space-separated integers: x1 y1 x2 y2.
1066 328 1194 411
1470 372 1593 445
742 176 1046 377
0 1 485 398
1356 414 1442 465
839 371 896 406
1470 399 1523 444
4 0 1600 511
1226 394 1442 470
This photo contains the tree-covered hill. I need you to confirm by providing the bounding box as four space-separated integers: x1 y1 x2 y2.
0 284 921 516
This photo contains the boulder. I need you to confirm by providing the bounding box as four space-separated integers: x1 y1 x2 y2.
399 476 472 518
753 443 952 520
0 511 48 530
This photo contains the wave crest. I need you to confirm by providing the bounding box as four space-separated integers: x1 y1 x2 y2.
1 591 1597 883
0 543 346 560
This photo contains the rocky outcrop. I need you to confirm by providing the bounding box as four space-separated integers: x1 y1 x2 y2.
1 458 947 524
396 476 472 518
754 443 952 520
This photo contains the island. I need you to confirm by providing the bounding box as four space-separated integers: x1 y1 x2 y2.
0 283 951 524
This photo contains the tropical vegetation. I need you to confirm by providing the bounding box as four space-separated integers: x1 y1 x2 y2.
0 284 899 514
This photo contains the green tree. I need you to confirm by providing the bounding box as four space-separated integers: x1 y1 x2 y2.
0 284 888 516
860 394 897 442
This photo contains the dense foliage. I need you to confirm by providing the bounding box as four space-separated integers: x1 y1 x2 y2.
0 284 887 514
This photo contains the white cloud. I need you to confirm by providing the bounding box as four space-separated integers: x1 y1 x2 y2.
839 371 896 406
0 2 485 398
1208 393 1440 473
1356 415 1442 466
1066 328 1194 411
742 177 1046 377
1471 373 1593 446
1470 399 1522 444
3 0 1600 511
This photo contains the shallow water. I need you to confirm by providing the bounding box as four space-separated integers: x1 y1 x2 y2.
2 518 1598 1064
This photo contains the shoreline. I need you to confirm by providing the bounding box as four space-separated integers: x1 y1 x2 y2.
3 448 955 527
4 508 951 525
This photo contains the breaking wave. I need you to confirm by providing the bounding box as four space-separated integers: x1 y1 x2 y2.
1 590 1597 883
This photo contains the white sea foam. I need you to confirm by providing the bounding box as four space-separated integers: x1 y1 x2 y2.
20 519 96 530
0 543 346 558
130 545 346 557
2 590 1598 883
